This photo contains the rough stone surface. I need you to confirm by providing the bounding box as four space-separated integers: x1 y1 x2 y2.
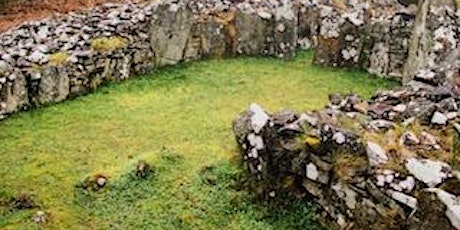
0 0 459 120
366 141 389 166
233 69 460 229
405 158 451 187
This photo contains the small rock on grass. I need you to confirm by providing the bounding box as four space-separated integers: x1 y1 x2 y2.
33 210 49 224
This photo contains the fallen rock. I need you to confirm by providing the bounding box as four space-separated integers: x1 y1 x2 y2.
366 142 389 166
405 158 451 188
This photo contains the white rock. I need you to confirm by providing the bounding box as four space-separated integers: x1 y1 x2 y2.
402 117 416 127
447 206 460 230
306 163 319 181
247 133 264 150
385 174 395 184
275 1 295 20
345 11 364 26
248 148 258 158
432 111 448 125
344 187 358 210
249 103 269 134
388 190 417 210
405 158 451 187
366 142 389 166
393 104 407 113
345 35 354 41
96 177 107 187
399 176 415 192
427 188 460 230
369 119 394 130
28 50 47 63
332 132 346 145
376 175 386 187
36 26 49 40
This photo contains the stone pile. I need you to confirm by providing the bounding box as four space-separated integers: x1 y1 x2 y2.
233 71 460 229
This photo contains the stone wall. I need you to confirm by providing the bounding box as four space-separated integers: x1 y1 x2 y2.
3 0 458 120
0 0 301 120
1 0 460 229
312 0 460 81
233 73 460 229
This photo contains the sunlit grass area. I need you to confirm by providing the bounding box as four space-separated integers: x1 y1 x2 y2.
0 51 397 229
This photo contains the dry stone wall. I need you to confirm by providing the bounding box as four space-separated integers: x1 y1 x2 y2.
312 0 460 81
232 2 460 229
0 0 459 229
0 0 305 120
233 75 460 229
2 0 458 120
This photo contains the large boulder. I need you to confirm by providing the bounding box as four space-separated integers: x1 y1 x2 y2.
149 3 193 67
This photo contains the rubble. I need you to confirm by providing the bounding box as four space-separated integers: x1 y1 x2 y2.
233 68 460 229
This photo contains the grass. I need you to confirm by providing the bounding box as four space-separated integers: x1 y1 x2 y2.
0 51 397 229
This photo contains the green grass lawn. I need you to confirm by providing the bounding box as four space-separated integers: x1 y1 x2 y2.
0 51 397 230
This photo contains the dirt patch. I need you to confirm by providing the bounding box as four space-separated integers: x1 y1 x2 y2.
0 0 138 33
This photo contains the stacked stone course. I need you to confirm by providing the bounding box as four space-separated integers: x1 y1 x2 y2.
3 0 458 120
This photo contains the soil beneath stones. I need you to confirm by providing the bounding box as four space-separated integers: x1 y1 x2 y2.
0 0 141 33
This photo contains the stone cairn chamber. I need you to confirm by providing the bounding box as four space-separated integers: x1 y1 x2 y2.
1 0 460 229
